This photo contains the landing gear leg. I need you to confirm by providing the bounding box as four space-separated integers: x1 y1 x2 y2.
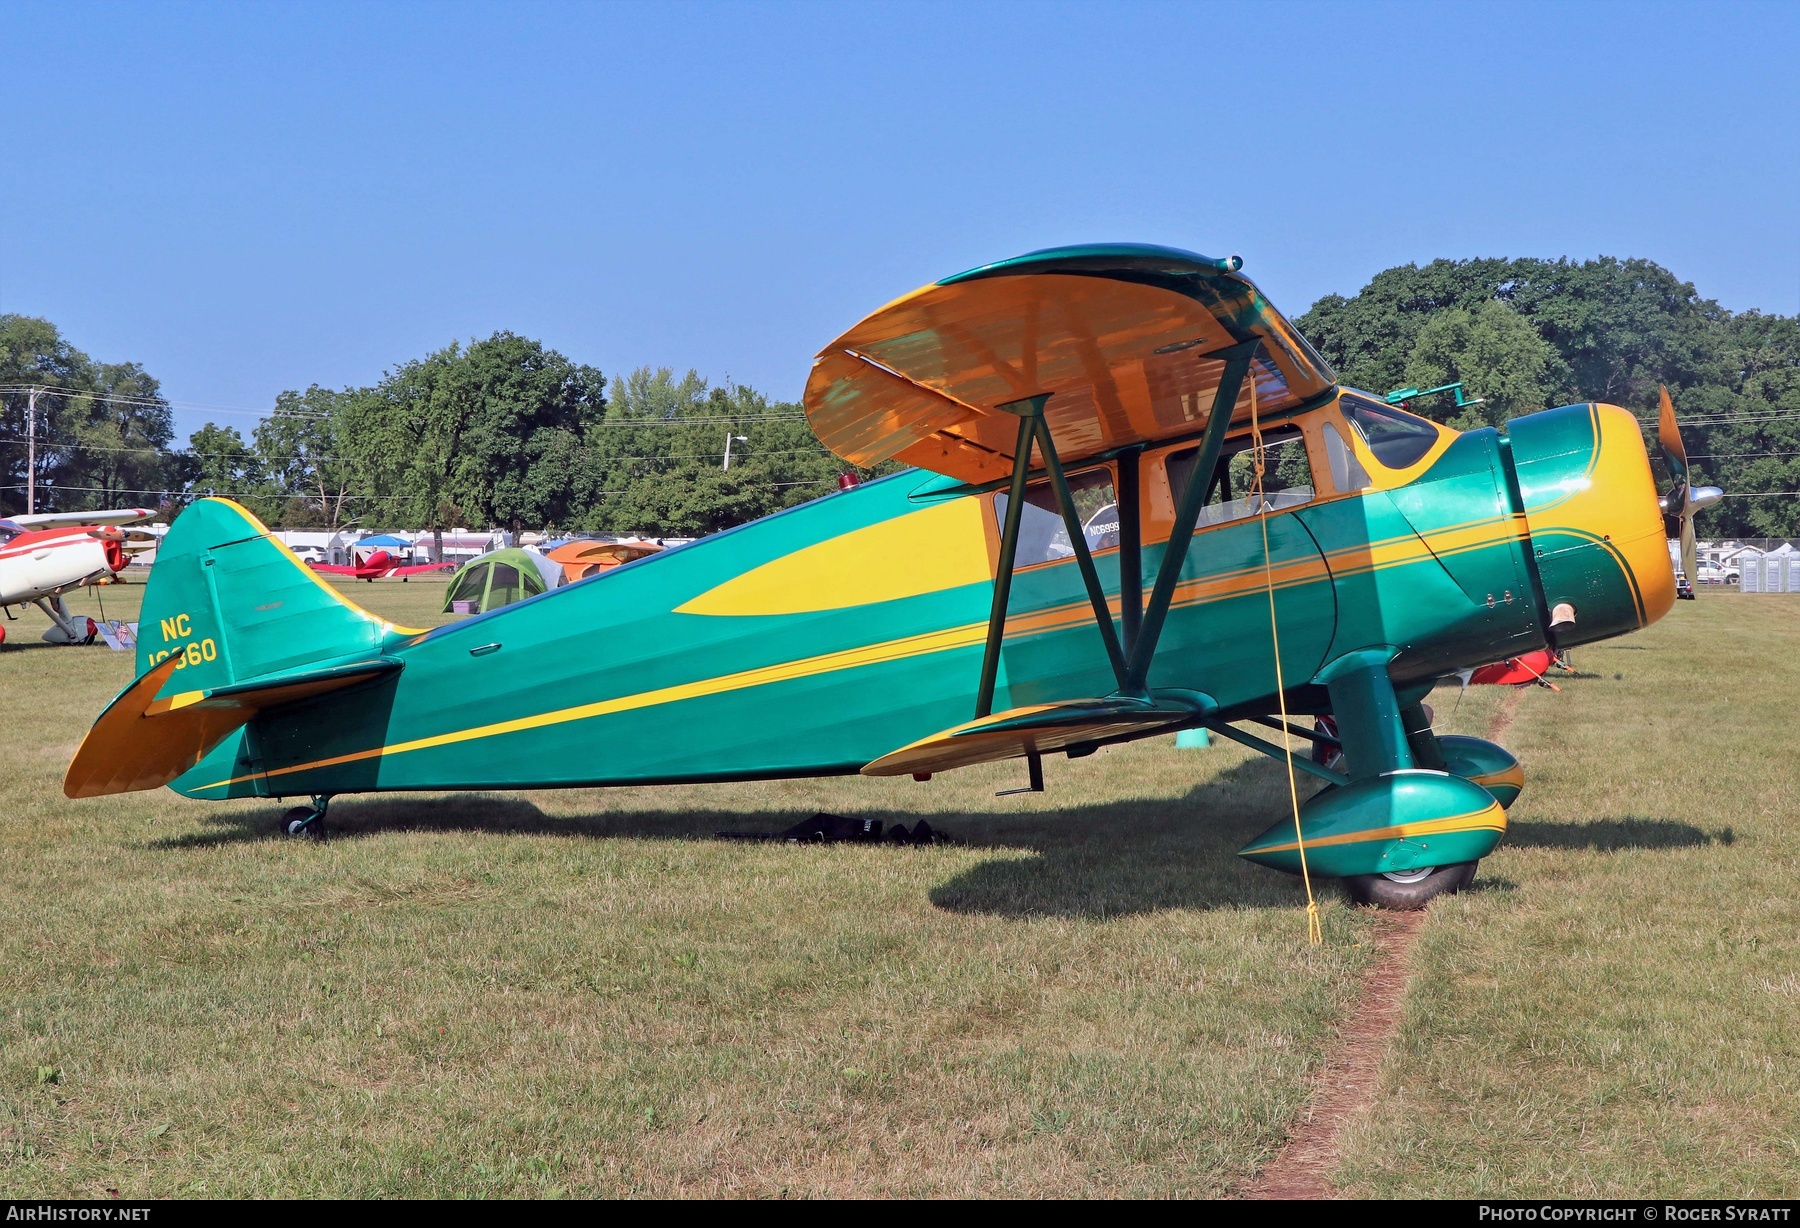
280 795 332 839
36 596 95 645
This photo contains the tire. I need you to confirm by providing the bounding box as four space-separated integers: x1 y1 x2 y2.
280 806 324 839
1344 861 1478 910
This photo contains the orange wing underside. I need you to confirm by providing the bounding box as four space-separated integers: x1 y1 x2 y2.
805 272 1334 485
861 699 1201 777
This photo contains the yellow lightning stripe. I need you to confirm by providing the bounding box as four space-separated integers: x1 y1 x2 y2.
1247 803 1507 856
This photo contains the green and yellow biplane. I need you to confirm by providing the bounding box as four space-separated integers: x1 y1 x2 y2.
66 244 1688 909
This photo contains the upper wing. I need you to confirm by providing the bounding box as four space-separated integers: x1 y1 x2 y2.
803 244 1337 485
11 507 157 531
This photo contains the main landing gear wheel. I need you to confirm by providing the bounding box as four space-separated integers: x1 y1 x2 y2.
1344 861 1478 910
280 805 327 839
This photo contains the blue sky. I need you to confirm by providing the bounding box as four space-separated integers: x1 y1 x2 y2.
5 0 1796 440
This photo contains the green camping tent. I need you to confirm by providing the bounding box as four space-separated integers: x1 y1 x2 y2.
442 547 563 615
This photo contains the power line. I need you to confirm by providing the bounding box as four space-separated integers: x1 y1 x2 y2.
1637 411 1800 426
0 433 830 464
0 476 838 502
0 384 330 420
0 385 813 429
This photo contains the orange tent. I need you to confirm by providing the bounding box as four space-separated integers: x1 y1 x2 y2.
545 539 662 582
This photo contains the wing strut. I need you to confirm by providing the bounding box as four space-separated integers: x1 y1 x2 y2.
974 393 1134 717
971 338 1260 717
1121 338 1260 692
974 402 1042 718
1032 412 1128 687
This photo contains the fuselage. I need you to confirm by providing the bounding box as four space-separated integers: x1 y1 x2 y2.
0 523 126 607
166 391 1671 801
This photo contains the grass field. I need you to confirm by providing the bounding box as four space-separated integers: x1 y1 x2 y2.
0 577 1794 1197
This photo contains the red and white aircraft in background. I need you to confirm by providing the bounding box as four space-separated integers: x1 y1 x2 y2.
309 547 450 583
0 508 158 645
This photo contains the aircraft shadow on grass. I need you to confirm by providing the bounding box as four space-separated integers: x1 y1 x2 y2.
145 758 1313 916
1504 816 1727 851
145 762 1723 920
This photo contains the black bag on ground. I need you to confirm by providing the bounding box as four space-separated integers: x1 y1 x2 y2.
716 813 882 843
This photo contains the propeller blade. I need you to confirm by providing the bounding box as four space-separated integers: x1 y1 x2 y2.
1681 516 1698 586
1657 384 1689 483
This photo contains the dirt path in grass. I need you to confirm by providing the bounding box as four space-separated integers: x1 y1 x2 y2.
1240 687 1526 1199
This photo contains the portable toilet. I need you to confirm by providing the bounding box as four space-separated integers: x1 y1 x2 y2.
1740 552 1766 592
1786 555 1800 594
1773 544 1800 593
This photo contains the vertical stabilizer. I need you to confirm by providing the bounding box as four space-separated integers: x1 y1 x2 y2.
136 499 406 691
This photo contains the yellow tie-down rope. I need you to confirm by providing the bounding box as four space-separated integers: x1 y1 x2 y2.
1248 373 1323 945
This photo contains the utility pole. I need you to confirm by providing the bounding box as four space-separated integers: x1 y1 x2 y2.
25 386 38 514
722 433 748 470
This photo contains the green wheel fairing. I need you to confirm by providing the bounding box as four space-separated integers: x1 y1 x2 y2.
1437 735 1524 809
1238 770 1507 879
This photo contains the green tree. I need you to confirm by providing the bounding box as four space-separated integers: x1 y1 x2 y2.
174 423 268 516
0 314 181 514
577 368 883 537
255 386 360 530
1401 300 1562 429
1297 255 1799 537
336 332 607 547
1 314 98 513
58 363 175 508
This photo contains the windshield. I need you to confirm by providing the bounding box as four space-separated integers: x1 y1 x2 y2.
0 520 18 545
1340 395 1443 469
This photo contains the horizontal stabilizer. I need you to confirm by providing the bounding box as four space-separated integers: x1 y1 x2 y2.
64 656 402 799
862 693 1210 777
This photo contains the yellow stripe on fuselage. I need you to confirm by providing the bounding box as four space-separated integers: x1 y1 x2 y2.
191 620 994 791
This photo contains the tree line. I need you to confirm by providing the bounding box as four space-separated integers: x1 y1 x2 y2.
1296 255 1800 537
3 251 1796 539
0 324 880 539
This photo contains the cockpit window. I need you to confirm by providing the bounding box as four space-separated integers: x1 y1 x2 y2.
0 520 19 545
1340 396 1442 469
1164 426 1315 528
1322 422 1372 493
993 467 1118 567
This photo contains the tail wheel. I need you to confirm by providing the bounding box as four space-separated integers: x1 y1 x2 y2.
1344 861 1478 910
